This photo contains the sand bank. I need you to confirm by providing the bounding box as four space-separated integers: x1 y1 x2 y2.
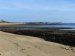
0 31 74 56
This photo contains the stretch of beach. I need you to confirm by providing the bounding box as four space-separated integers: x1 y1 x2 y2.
0 31 74 56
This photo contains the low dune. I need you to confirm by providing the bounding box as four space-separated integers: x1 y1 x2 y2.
0 23 24 26
0 31 74 56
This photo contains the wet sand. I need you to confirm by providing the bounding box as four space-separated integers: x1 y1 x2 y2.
0 31 74 56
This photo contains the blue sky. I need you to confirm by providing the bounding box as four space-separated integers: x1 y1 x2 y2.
0 0 75 22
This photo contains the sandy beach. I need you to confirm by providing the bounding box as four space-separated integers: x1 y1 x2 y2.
0 31 74 56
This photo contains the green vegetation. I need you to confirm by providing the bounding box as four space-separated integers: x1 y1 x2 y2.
0 19 9 23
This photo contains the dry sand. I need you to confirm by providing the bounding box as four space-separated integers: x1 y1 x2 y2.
0 23 24 26
0 31 74 56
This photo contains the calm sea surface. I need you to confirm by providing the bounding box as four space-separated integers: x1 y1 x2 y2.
22 24 75 28
18 24 75 30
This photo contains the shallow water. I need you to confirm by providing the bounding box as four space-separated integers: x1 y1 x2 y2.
1 23 75 30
